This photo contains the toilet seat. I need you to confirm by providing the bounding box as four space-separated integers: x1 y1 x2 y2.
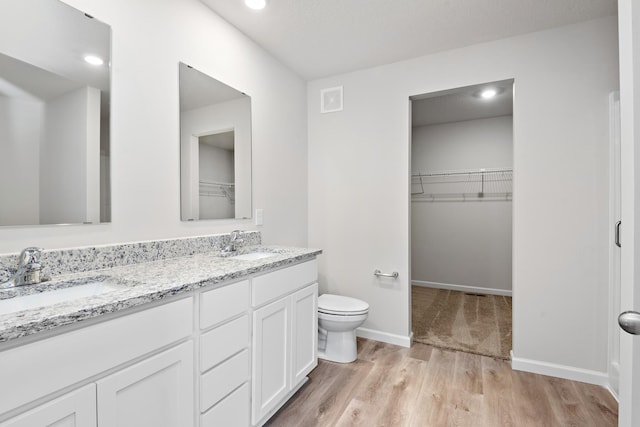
318 294 369 316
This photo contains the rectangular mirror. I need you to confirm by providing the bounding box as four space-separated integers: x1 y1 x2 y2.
0 0 111 226
179 63 252 221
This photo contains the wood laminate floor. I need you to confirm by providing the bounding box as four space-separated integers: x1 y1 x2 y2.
266 338 617 427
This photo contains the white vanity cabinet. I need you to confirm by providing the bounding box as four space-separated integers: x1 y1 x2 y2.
0 297 194 427
251 260 318 426
0 255 320 427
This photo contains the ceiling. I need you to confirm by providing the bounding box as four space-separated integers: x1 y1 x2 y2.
199 0 617 80
0 0 111 117
0 52 80 101
412 79 514 127
0 0 111 93
200 131 235 150
179 63 248 112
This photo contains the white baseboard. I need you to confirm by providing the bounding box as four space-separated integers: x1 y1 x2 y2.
607 362 620 401
604 383 619 402
511 350 609 388
356 327 412 348
412 280 512 297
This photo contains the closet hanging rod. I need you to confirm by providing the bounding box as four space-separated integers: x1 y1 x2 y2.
412 168 512 178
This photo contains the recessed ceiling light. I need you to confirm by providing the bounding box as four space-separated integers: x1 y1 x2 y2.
245 0 268 10
480 88 497 99
84 55 104 66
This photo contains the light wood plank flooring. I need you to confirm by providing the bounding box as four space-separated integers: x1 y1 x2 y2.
266 338 617 427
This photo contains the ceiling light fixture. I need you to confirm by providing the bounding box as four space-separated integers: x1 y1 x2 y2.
84 55 104 66
245 0 268 10
480 88 497 99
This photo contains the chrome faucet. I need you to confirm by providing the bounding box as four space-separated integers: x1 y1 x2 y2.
0 247 45 289
223 230 244 253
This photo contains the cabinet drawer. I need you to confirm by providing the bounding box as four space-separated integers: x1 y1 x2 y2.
201 383 249 427
252 260 317 307
200 315 249 372
200 280 249 329
200 349 249 412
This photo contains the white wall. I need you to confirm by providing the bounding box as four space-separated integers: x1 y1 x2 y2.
0 0 308 253
412 116 513 293
181 97 251 221
40 86 99 225
198 143 234 220
85 87 101 225
0 96 42 225
412 116 513 172
100 115 110 223
308 17 618 375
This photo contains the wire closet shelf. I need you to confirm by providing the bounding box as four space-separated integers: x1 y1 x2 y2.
411 168 513 202
199 180 235 204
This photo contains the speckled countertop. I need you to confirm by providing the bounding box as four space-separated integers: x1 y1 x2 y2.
0 245 321 344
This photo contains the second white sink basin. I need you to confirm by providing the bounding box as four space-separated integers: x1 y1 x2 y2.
232 252 277 261
0 282 121 316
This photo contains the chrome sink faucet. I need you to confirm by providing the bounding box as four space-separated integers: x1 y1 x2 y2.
0 247 45 289
223 230 244 253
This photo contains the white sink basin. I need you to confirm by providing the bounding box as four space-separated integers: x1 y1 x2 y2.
0 282 121 316
232 252 276 261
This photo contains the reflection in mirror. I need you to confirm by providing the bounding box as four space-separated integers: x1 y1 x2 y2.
179 63 252 221
0 0 111 226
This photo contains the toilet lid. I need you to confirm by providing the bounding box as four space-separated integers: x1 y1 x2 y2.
318 294 369 315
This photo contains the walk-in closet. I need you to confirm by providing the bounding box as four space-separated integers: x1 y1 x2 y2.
410 80 514 359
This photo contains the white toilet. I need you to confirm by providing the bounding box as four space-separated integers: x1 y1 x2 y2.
317 294 369 363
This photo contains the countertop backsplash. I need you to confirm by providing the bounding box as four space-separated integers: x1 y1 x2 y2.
0 231 262 277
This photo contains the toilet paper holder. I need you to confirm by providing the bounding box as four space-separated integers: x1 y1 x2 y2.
374 269 399 279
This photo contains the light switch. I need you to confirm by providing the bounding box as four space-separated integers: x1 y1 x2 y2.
255 209 263 226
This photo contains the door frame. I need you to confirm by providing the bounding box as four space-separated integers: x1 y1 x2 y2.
407 81 515 346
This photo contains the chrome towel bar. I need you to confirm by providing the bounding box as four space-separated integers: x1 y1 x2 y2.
374 270 398 279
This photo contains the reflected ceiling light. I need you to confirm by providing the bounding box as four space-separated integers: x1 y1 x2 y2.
245 0 268 10
480 88 497 99
84 55 104 66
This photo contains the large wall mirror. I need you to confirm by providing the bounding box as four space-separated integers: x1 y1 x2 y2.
179 63 252 221
0 0 111 226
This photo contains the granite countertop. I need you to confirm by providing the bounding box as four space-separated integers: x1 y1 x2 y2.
0 245 321 344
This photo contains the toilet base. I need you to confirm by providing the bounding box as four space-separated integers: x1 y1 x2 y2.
317 329 358 363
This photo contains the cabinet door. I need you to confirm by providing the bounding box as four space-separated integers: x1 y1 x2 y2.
290 283 318 387
0 384 96 427
96 341 193 427
252 297 289 424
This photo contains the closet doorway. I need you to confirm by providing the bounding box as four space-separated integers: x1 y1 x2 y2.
409 80 514 359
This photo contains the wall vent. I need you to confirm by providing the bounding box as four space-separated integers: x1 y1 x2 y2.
320 86 343 113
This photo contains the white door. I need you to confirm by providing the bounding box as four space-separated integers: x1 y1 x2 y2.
0 384 96 427
252 297 290 424
609 91 621 395
617 1 640 425
291 283 318 386
96 341 194 427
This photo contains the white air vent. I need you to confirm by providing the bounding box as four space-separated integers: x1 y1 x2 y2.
320 86 343 113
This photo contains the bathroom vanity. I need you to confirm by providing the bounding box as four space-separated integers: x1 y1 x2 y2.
0 233 320 427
